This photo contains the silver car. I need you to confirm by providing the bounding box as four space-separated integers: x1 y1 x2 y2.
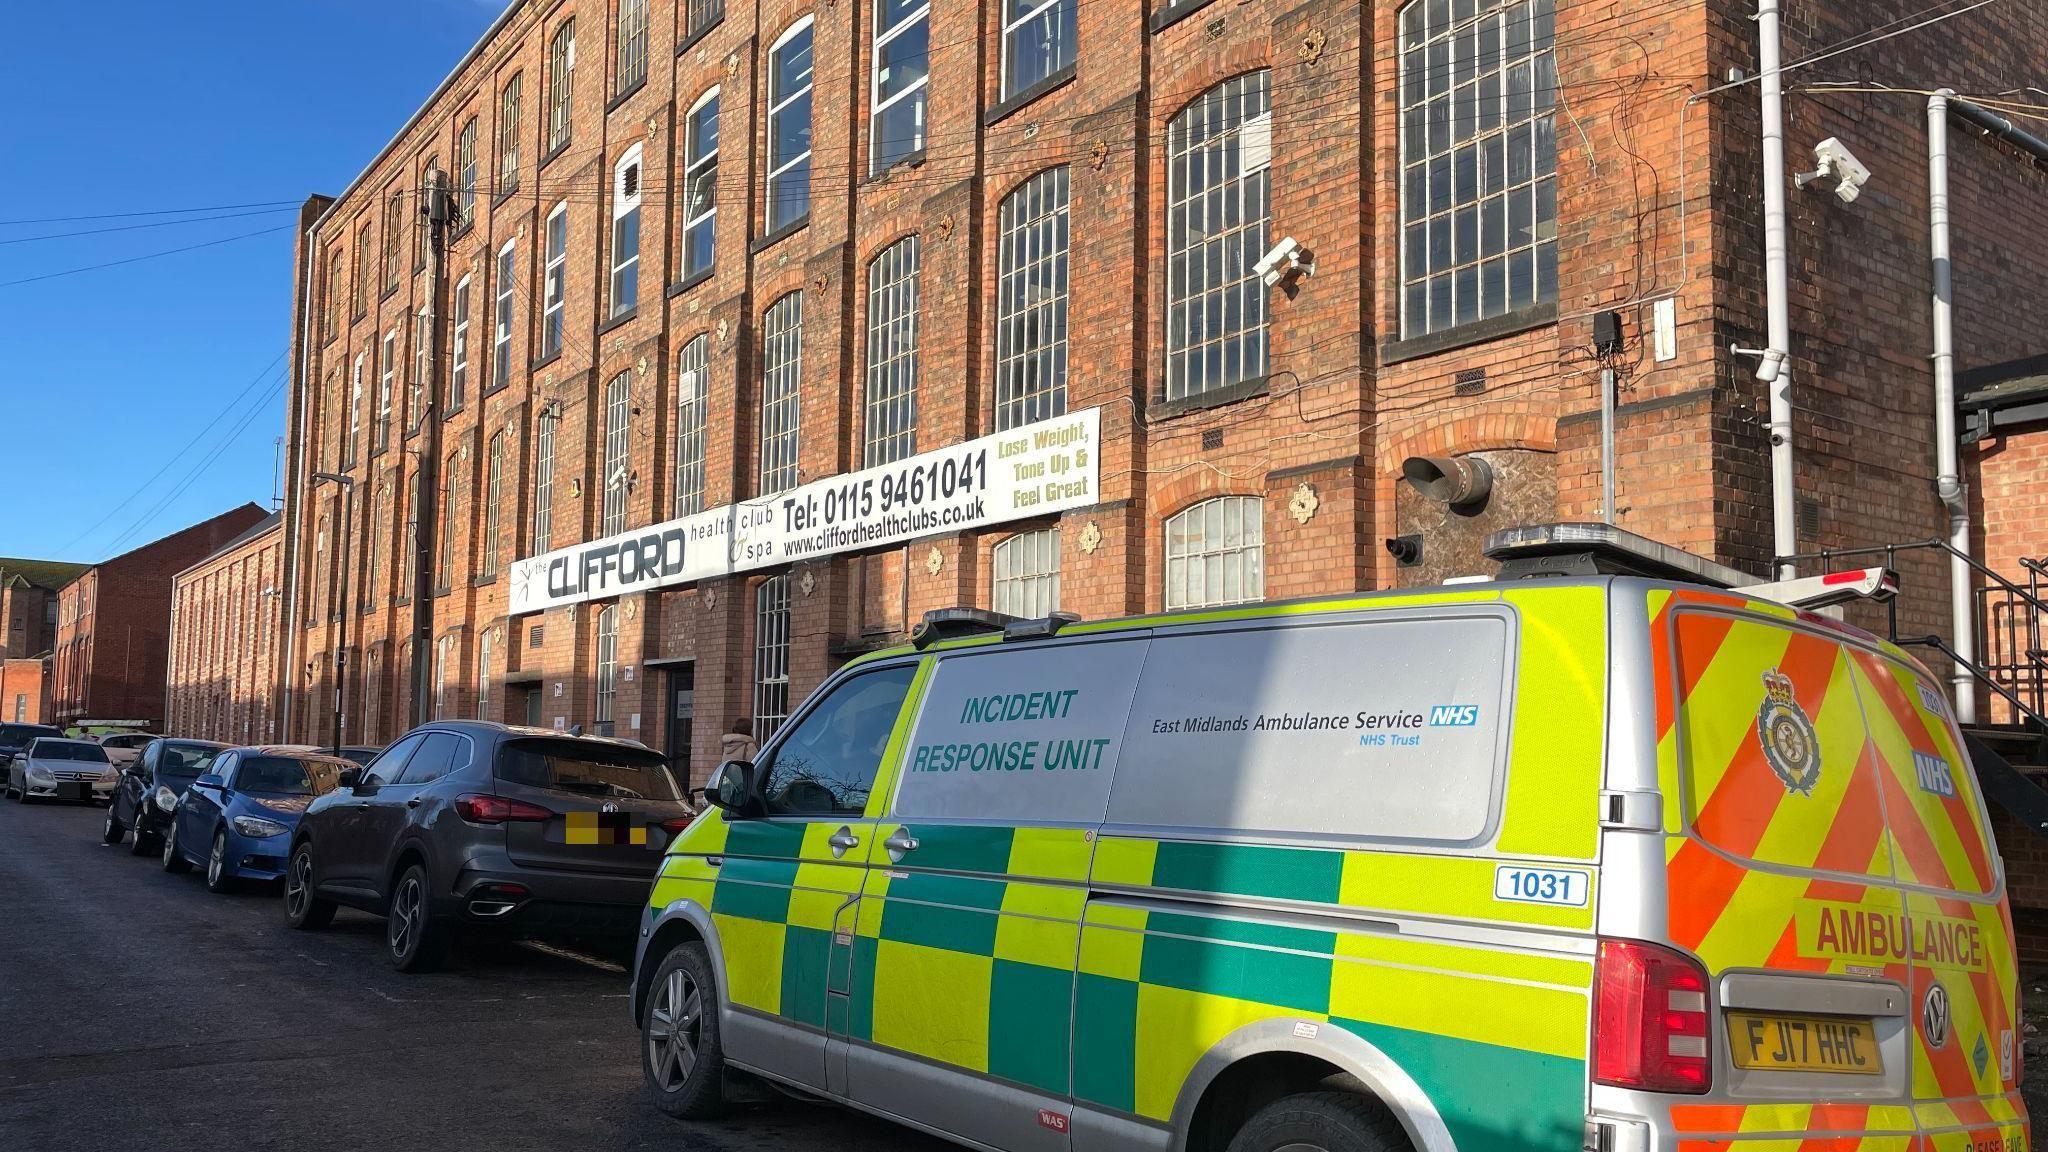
6 737 116 804
93 732 158 770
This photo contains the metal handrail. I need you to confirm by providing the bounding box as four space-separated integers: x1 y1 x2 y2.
1778 539 2048 619
1914 634 2048 733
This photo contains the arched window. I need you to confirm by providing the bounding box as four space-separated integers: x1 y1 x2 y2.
542 202 568 358
681 89 721 280
675 335 709 515
595 604 619 736
993 529 1060 617
1166 72 1271 401
601 371 632 536
456 116 479 226
1398 0 1557 337
611 146 644 318
547 19 576 154
1164 496 1263 610
864 236 920 466
765 20 815 232
617 0 650 94
995 167 1070 430
760 292 804 494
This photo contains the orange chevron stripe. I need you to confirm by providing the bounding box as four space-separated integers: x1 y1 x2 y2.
1809 742 1889 876
1667 836 1750 951
1859 655 1993 890
1690 630 1845 858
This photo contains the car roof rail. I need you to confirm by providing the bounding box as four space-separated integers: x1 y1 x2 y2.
912 607 1018 649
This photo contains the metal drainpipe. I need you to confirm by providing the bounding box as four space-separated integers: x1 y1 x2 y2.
1758 0 1799 578
1928 90 1978 723
279 216 319 740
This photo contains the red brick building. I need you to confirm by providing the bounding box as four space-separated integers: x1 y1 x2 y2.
0 558 86 663
277 0 2048 794
53 504 272 730
165 513 284 744
2 658 52 725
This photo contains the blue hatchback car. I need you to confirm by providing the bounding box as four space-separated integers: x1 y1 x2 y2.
161 747 349 894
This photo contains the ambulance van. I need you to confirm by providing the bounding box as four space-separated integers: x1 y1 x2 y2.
629 536 2027 1152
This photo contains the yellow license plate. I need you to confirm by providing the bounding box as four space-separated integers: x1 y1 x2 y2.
1727 1012 1882 1075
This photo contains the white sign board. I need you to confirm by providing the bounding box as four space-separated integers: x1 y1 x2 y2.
507 407 1101 615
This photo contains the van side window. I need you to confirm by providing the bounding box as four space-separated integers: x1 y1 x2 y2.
758 664 918 817
1106 615 1513 843
893 639 1149 823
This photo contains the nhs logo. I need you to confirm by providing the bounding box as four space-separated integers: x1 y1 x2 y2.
1913 751 1956 798
1429 704 1481 727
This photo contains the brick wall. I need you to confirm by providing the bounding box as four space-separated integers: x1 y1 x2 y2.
166 520 283 745
0 658 51 725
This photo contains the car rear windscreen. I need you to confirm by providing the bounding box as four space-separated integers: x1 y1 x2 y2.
495 738 682 803
37 742 109 763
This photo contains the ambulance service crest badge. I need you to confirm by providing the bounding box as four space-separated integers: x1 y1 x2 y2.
1758 669 1821 796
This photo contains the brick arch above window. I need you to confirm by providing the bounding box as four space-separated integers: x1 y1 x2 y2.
1373 411 1558 474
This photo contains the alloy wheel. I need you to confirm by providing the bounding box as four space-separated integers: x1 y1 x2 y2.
646 967 704 1091
389 876 422 958
207 833 225 888
286 852 311 919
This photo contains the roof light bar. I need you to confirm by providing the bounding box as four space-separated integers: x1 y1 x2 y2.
1485 523 1756 587
911 607 1017 650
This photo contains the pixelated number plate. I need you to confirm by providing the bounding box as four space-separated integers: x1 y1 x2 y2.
1728 1012 1881 1075
1493 865 1590 908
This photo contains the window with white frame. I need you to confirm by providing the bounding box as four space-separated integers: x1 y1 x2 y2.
1398 0 1557 338
995 167 1070 431
411 306 429 426
674 335 708 516
595 604 619 735
533 411 557 551
1002 0 1075 101
547 19 576 155
681 89 719 281
494 239 516 389
347 352 365 466
476 629 493 720
766 21 814 234
601 371 632 536
1166 72 1271 402
864 236 919 465
610 148 642 319
542 203 567 359
993 528 1060 617
457 117 479 227
753 575 791 741
376 329 396 451
483 430 505 577
617 0 650 95
871 0 929 173
433 634 451 719
498 73 522 195
1164 496 1264 610
451 276 470 409
760 292 803 494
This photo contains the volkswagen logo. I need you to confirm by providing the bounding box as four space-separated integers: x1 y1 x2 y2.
1923 982 1952 1049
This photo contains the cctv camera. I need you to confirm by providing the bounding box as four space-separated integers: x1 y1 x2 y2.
1798 137 1872 204
1254 236 1314 287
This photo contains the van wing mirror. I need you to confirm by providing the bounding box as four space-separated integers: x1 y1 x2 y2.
705 760 760 817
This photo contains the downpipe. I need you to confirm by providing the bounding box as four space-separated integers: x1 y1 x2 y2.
1758 0 1799 579
1928 91 1977 724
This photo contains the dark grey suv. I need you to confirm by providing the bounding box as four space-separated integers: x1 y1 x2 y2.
284 721 693 972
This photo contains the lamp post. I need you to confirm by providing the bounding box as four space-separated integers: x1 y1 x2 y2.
313 471 355 755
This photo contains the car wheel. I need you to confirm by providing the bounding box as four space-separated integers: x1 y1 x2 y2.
643 942 727 1119
130 817 157 856
1224 1092 1407 1152
385 863 446 973
284 843 336 930
205 829 236 894
160 819 191 874
102 808 124 845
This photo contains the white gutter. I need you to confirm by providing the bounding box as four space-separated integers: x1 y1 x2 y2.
1927 91 1974 723
1758 0 1798 578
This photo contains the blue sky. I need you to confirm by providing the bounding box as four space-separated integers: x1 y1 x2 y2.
0 0 501 563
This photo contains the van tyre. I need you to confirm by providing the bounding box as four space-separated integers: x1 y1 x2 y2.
160 821 191 874
385 863 445 973
644 942 727 1120
1225 1091 1408 1152
284 843 335 930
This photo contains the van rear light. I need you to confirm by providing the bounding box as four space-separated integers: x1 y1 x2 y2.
1594 938 1713 1094
455 794 554 824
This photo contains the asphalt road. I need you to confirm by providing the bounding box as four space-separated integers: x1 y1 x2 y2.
0 797 950 1152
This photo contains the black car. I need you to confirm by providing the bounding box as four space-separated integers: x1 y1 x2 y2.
102 738 230 854
285 722 693 972
0 723 62 773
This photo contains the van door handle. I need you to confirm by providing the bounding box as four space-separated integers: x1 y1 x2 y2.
828 827 861 858
883 829 920 861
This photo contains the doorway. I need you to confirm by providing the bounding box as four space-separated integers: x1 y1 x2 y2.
665 664 695 783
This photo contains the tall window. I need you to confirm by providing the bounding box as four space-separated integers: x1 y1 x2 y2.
547 19 576 155
1167 72 1271 402
364 499 380 610
376 329 396 451
1164 496 1264 610
353 226 373 317
616 0 650 95
760 292 803 494
601 371 632 536
456 117 479 227
595 604 619 736
610 148 643 319
674 335 709 516
498 74 523 196
753 575 791 741
494 239 516 389
483 430 505 577
995 167 1070 431
433 635 451 719
410 306 429 428
871 0 929 173
680 89 720 281
1398 0 1558 338
402 474 418 596
766 21 814 234
325 259 344 340
476 629 493 720
451 276 471 410
346 352 365 467
437 452 457 588
419 162 440 266
382 192 405 293
542 204 567 359
993 529 1060 617
864 237 920 466
533 411 557 551
687 0 724 39
1002 0 1075 100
